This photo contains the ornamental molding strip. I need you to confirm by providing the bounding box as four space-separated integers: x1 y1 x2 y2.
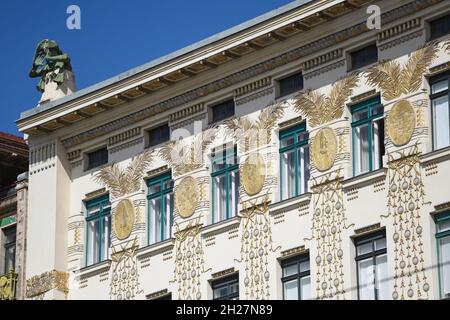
377 17 421 42
26 270 69 299
146 289 169 300
429 61 450 76
66 149 81 161
235 87 274 106
353 223 382 235
349 89 378 105
379 29 424 51
58 0 442 149
108 127 141 146
279 245 307 259
210 267 236 280
301 48 343 71
109 137 143 154
234 77 272 98
169 103 205 123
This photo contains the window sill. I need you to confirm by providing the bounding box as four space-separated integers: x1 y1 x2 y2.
78 259 111 279
420 145 450 165
137 238 175 260
269 192 312 216
202 216 240 238
342 167 387 191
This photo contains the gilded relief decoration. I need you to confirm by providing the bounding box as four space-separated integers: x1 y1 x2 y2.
26 270 69 299
113 199 135 240
293 74 359 128
311 127 337 171
238 192 273 299
173 219 205 299
310 171 349 299
110 238 143 300
174 176 199 218
386 145 429 300
387 100 416 146
159 128 216 177
241 152 266 196
0 271 18 300
224 103 286 152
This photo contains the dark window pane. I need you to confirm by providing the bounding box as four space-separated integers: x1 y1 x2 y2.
430 14 450 40
147 124 170 148
211 275 239 300
211 100 235 123
87 147 108 170
279 72 304 97
351 44 378 70
3 227 16 273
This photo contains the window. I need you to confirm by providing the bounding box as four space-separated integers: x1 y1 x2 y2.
279 123 310 200
211 274 239 300
147 171 174 245
430 72 450 150
354 231 388 300
351 96 384 176
350 44 378 70
430 13 450 40
147 124 170 148
434 211 450 299
211 145 239 223
2 226 16 273
211 99 235 124
85 194 111 266
281 254 311 300
278 71 304 98
87 147 108 170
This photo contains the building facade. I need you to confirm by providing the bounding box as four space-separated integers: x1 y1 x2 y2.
16 0 450 300
0 132 28 300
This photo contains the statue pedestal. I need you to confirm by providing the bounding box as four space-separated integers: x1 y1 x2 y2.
38 71 76 105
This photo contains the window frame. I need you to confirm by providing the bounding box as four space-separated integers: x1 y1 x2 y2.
2 226 16 273
146 123 170 149
351 96 384 177
210 99 235 124
434 211 450 299
349 43 378 71
277 71 304 98
430 71 450 151
146 171 174 245
280 254 311 300
278 122 309 200
86 147 108 171
354 230 387 300
429 13 450 41
211 145 239 224
84 194 111 267
211 274 239 300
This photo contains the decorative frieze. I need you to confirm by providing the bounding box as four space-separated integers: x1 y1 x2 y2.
429 61 450 76
377 18 421 42
108 127 141 146
280 245 306 259
234 77 271 97
26 270 69 299
66 149 81 161
379 30 424 51
278 115 304 130
354 223 381 235
169 103 204 123
146 289 169 300
84 188 107 201
350 89 378 105
301 49 342 71
211 268 235 280
109 137 143 154
304 60 345 80
235 87 274 106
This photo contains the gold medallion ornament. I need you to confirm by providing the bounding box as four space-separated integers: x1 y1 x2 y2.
387 100 416 146
311 127 337 172
174 176 199 218
114 199 135 240
241 152 266 196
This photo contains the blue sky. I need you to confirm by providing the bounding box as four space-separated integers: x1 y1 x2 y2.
0 0 293 135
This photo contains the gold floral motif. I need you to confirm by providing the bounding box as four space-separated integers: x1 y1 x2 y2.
94 151 154 199
173 219 205 300
311 127 337 171
241 152 266 196
110 238 143 300
158 128 216 177
238 192 273 299
366 43 439 101
293 74 359 127
113 199 135 240
26 270 69 299
0 271 17 300
386 145 429 300
224 103 286 152
174 176 199 219
387 100 416 146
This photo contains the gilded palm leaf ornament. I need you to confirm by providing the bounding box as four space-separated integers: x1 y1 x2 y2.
93 151 154 199
365 43 439 101
292 74 359 128
223 102 286 150
158 127 217 177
